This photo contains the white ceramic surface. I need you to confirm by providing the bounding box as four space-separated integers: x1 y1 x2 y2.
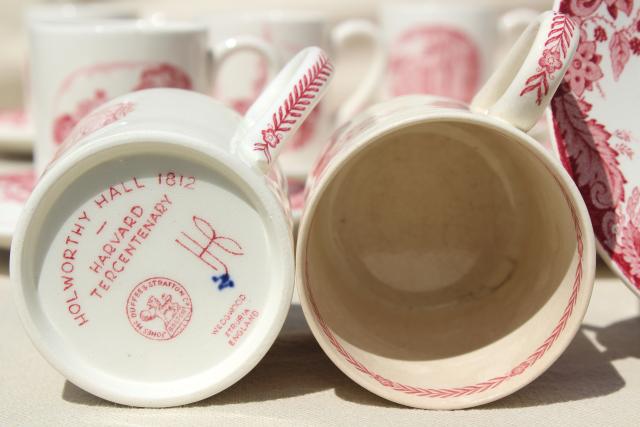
296 12 595 409
29 18 272 175
550 0 640 298
203 11 385 178
11 47 333 407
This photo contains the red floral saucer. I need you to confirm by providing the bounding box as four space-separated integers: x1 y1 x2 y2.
0 160 35 249
551 0 640 297
0 109 33 154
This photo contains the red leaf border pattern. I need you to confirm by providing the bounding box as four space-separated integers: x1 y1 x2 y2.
303 172 584 400
253 55 333 163
520 13 576 105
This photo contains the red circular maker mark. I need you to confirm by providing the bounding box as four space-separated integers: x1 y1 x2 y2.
126 277 192 341
388 25 480 102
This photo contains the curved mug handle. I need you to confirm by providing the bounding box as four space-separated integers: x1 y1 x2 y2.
233 47 334 173
209 35 280 97
471 11 579 132
498 8 540 38
329 19 385 125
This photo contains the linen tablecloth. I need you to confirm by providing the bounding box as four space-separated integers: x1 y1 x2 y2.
0 250 638 426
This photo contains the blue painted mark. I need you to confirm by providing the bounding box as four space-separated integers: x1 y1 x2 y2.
212 273 235 290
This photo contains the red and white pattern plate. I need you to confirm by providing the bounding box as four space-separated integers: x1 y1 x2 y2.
0 160 35 249
551 0 640 297
0 109 33 154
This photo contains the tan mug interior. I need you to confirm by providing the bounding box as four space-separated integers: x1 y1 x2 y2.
299 119 586 408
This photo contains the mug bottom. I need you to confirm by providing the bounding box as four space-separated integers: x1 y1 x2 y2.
13 140 292 406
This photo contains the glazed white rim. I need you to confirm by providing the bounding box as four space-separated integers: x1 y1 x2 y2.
29 18 207 34
10 131 294 407
203 10 328 25
0 111 34 149
296 110 595 409
378 0 501 15
0 226 14 249
25 2 137 23
0 129 34 145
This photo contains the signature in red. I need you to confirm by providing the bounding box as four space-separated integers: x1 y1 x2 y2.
175 216 244 290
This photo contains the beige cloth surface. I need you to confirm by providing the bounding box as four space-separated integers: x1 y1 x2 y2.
0 249 638 426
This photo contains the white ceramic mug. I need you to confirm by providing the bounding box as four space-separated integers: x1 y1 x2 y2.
202 11 385 178
379 1 538 102
12 47 333 407
297 12 595 409
0 3 140 154
29 18 278 175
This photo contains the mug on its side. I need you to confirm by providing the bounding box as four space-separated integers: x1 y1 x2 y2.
12 47 333 407
297 12 595 409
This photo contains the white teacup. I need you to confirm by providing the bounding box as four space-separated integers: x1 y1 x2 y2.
29 18 277 175
12 47 332 407
379 1 537 102
297 12 595 409
202 11 385 178
5 3 140 151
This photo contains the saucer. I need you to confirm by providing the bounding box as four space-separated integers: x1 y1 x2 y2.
0 160 35 249
551 0 640 297
0 109 34 154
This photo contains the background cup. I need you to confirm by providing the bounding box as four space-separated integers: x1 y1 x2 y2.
202 11 385 179
296 12 595 409
378 0 537 103
23 2 139 114
0 2 140 155
29 18 276 175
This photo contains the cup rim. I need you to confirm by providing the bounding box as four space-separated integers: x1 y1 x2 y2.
11 132 294 407
295 110 596 409
29 17 207 34
378 0 501 15
25 2 137 23
202 9 328 25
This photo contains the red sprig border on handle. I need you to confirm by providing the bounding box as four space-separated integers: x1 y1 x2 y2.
304 173 584 400
520 13 576 105
253 55 333 163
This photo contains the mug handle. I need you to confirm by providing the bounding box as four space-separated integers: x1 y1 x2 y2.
210 35 280 94
330 19 385 125
498 8 540 37
471 11 579 132
233 47 334 173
